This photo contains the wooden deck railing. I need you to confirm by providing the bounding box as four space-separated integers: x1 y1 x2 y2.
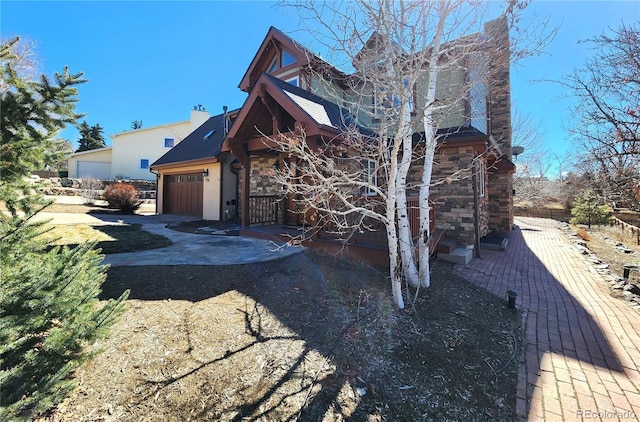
317 197 434 246
249 195 278 224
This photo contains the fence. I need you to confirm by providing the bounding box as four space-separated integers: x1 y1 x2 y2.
514 207 571 222
611 217 640 245
316 197 433 246
249 195 278 224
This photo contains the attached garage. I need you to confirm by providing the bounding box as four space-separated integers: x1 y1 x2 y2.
67 147 113 179
151 114 237 221
163 173 204 217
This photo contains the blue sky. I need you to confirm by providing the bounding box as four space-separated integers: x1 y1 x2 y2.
3 1 639 168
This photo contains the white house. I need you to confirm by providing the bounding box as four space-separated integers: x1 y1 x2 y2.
68 108 210 180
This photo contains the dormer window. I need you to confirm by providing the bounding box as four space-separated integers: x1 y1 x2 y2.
282 50 296 67
267 49 297 74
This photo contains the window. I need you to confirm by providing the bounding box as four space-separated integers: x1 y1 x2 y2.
164 137 175 148
373 76 415 119
285 75 299 87
364 159 377 196
140 159 150 169
268 50 297 74
268 56 278 73
374 88 393 119
282 50 296 67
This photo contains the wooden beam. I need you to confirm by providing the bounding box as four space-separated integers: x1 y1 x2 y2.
241 149 251 227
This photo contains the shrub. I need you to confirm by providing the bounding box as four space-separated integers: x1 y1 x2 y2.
78 178 103 205
570 190 611 228
103 183 141 214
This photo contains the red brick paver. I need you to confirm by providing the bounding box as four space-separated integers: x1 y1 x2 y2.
454 217 640 421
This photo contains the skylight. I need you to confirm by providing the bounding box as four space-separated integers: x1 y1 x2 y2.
203 129 215 140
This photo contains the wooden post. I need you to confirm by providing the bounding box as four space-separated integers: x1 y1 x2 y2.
241 151 251 227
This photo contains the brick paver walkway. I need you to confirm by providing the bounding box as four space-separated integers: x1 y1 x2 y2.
454 217 640 421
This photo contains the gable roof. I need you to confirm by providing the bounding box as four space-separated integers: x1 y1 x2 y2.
151 113 230 168
225 72 374 152
239 27 314 93
265 73 374 136
238 26 350 93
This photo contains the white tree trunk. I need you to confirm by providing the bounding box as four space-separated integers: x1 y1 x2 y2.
386 216 404 309
418 2 447 288
418 140 436 287
396 104 420 288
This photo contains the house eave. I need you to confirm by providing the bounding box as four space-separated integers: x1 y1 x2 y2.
151 156 218 172
109 120 190 138
69 146 113 157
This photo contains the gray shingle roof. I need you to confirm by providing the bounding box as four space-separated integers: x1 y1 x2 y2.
263 73 376 137
151 113 229 167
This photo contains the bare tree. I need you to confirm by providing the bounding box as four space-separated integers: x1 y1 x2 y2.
563 23 640 210
0 36 38 93
48 138 74 171
267 0 549 308
511 107 553 206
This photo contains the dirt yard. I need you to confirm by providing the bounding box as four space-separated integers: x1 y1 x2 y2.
39 251 521 421
576 223 640 304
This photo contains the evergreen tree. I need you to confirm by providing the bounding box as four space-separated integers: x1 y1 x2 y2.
0 36 128 419
75 121 106 152
570 189 611 228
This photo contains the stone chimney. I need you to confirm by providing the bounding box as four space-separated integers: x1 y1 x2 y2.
484 16 514 233
484 16 512 159
190 105 210 132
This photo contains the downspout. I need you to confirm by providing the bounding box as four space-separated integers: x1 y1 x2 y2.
472 160 481 259
149 168 159 215
230 162 240 222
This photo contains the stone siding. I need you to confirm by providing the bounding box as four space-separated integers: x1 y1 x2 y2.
245 156 284 224
249 156 280 196
487 171 513 231
485 16 514 231
409 146 490 246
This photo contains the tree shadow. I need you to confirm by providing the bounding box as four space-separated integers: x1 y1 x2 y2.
97 246 521 420
98 253 374 420
455 217 633 419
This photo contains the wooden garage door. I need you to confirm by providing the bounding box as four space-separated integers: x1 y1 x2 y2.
164 173 203 217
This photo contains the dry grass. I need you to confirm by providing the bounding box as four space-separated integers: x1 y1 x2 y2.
37 252 521 421
586 225 640 265
576 222 640 297
30 202 522 420
41 224 172 254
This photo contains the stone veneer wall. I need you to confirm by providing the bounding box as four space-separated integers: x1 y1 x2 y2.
249 156 280 196
485 17 514 231
487 170 513 231
238 156 284 224
409 146 489 246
